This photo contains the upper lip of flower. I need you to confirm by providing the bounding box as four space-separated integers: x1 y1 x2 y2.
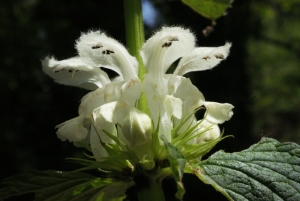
42 56 111 90
42 30 139 91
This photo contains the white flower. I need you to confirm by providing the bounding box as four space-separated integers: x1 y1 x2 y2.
42 31 142 148
42 26 234 168
141 27 233 142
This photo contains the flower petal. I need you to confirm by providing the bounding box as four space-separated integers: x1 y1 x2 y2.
112 78 142 123
42 56 110 90
93 78 142 129
55 115 88 142
120 78 142 105
172 77 205 133
90 126 109 161
76 31 138 80
173 77 205 112
104 81 123 103
79 87 106 115
204 101 234 124
174 42 231 76
93 101 118 126
160 112 172 142
163 95 182 119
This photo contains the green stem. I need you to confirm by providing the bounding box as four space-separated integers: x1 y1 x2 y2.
137 178 166 201
124 0 145 80
124 0 149 115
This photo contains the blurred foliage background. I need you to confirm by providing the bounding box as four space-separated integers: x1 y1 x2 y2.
0 0 300 200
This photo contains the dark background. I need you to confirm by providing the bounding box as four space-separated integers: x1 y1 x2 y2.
1 0 300 200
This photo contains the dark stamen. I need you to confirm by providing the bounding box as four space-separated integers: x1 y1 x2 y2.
54 68 65 73
162 37 179 48
215 54 224 59
102 50 114 55
92 45 103 49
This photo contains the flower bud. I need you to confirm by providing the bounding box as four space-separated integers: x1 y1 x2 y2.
196 120 220 144
121 108 152 148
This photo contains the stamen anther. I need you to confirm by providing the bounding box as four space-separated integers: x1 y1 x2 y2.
202 56 210 60
92 45 103 49
162 37 179 48
54 68 65 73
102 50 114 55
215 54 224 59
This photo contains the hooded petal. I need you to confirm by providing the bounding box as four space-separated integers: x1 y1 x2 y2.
141 27 195 75
174 42 231 76
42 56 110 90
76 31 138 80
204 101 234 124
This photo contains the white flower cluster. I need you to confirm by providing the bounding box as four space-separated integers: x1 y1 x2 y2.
42 27 233 170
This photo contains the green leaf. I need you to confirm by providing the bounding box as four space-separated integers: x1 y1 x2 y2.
181 0 232 20
191 137 300 201
0 170 133 201
162 136 186 200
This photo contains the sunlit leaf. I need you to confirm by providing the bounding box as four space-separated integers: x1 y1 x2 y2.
191 137 300 201
0 170 133 201
181 0 232 20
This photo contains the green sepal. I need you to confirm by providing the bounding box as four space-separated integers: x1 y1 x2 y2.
66 158 112 173
183 135 229 161
172 109 228 160
102 128 125 148
181 0 233 21
0 170 133 201
190 137 300 201
172 120 204 146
